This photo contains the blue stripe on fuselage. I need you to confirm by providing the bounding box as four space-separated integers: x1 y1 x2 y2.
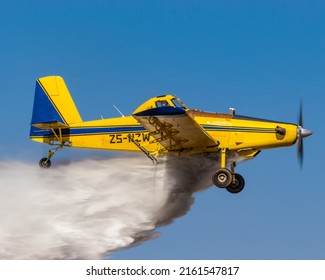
29 126 147 137
69 126 146 135
202 125 275 133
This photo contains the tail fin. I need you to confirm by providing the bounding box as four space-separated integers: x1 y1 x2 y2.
30 76 82 138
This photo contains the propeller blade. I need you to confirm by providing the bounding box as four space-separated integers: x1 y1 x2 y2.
296 99 312 168
297 100 303 167
297 135 303 168
296 100 312 168
299 100 303 127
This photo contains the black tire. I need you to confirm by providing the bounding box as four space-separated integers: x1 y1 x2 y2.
39 157 51 168
226 173 245 194
212 168 233 188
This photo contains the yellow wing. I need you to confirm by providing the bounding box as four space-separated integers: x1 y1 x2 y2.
133 107 218 152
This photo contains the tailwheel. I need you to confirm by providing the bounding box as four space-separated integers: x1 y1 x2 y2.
226 173 245 194
38 145 63 169
39 157 51 169
212 168 233 188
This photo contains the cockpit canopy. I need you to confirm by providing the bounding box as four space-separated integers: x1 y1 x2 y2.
133 95 189 114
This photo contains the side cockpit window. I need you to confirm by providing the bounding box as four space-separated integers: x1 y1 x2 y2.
156 100 170 107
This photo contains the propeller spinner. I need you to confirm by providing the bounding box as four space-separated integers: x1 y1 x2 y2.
297 101 313 167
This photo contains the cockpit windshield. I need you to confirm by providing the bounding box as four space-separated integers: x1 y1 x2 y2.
171 98 188 110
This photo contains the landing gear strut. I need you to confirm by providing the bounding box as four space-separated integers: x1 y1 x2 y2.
212 148 245 194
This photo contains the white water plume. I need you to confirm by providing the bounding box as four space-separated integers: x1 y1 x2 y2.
0 154 215 259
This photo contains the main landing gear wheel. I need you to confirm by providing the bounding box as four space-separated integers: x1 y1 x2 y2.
39 157 51 168
212 168 233 188
226 173 245 194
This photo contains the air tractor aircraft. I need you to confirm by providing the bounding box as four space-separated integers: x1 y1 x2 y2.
30 76 312 194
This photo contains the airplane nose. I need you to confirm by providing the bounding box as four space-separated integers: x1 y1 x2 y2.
298 126 313 138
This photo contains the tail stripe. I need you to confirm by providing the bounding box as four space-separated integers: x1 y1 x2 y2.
31 80 66 125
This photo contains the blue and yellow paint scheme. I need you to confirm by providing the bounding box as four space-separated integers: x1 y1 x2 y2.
30 76 312 193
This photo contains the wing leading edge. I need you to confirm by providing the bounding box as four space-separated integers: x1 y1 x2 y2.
133 107 218 153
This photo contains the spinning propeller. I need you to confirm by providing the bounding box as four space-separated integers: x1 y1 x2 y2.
297 101 313 167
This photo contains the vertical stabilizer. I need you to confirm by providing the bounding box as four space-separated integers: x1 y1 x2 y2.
30 76 83 139
31 76 82 125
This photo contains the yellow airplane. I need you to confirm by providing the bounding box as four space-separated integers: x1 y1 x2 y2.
30 76 312 194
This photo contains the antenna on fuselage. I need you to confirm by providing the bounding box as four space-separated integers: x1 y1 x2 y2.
229 107 236 116
113 104 125 117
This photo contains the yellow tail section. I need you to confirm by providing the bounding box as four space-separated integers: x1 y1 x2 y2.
37 76 82 125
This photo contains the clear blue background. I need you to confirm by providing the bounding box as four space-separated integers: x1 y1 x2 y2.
1 0 323 259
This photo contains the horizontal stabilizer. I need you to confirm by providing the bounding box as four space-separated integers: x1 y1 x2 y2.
31 120 70 130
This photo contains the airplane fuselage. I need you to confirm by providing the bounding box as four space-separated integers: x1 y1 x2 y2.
31 109 298 158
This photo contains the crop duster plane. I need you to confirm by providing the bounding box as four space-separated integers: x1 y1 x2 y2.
30 76 313 194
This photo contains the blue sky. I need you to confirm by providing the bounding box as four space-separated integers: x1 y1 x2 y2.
0 1 324 259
